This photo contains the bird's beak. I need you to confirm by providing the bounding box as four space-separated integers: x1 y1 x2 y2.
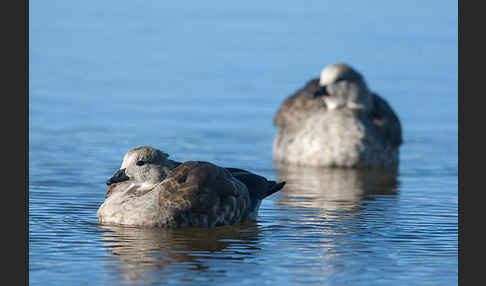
106 168 130 185
313 85 329 97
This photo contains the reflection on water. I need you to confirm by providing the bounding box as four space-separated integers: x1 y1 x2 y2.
98 223 261 285
275 163 399 212
273 163 400 247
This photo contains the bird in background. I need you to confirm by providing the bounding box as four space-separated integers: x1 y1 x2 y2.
273 63 402 168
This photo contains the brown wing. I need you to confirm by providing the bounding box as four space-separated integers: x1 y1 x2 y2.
370 94 403 147
273 78 325 128
156 161 251 228
225 167 285 200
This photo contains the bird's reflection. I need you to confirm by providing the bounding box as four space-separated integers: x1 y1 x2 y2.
98 222 261 284
273 163 400 242
275 163 399 211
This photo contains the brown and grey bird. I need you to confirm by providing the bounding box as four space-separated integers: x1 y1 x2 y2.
97 146 285 228
273 63 402 168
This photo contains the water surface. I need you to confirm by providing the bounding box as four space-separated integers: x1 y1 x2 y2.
29 1 458 285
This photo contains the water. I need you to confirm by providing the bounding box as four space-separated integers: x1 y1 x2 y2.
29 1 458 285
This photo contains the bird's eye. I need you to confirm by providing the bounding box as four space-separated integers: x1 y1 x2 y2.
136 160 145 166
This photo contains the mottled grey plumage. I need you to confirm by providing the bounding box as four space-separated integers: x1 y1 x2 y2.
97 146 285 228
273 63 402 168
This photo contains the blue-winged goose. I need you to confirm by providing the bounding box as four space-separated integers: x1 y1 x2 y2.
273 63 402 168
97 146 285 228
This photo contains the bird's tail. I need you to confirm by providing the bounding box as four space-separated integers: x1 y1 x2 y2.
261 181 286 199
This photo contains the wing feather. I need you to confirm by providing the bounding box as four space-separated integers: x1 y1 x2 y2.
156 161 250 227
273 78 323 128
370 94 403 147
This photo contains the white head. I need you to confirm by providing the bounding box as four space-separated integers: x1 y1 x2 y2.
106 146 173 188
316 63 373 111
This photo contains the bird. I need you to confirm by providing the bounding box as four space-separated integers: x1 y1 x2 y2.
97 146 285 228
273 63 402 168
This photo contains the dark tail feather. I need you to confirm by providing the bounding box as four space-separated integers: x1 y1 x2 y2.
261 181 286 199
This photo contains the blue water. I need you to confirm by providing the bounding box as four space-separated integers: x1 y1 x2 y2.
29 1 458 285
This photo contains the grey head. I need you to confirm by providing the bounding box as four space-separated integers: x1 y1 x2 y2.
106 146 177 188
314 63 374 111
